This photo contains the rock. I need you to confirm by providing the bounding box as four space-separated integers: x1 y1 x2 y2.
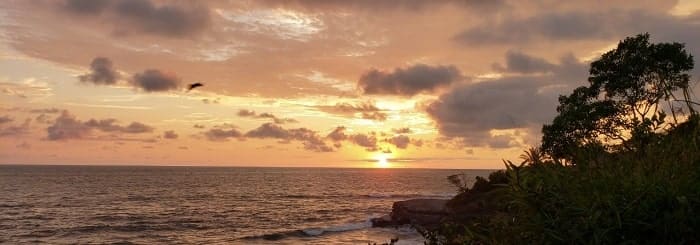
390 199 448 228
370 214 395 227
371 198 450 229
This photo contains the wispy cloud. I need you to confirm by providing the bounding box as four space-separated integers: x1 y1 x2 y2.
63 102 152 110
217 8 324 41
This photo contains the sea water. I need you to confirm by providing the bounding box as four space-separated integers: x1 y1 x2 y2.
0 165 492 244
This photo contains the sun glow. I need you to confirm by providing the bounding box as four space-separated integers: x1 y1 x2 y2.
374 154 392 168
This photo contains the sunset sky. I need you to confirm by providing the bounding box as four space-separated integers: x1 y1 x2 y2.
1 0 700 168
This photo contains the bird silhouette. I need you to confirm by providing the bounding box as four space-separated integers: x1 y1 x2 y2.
187 82 203 92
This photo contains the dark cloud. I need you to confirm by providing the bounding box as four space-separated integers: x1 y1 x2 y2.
385 135 423 149
121 122 153 133
257 145 279 150
455 10 628 44
84 119 154 133
113 0 210 37
79 57 119 85
201 98 220 104
47 110 154 140
549 53 590 82
245 123 289 139
425 76 559 148
64 0 111 14
131 69 180 92
493 50 556 74
193 124 206 129
97 136 157 143
387 135 410 149
358 64 462 96
0 115 12 124
326 126 348 141
454 9 700 53
77 57 183 92
203 125 243 141
238 109 256 117
237 110 298 124
392 128 412 134
62 0 210 37
28 108 61 114
163 130 178 139
35 114 52 124
325 126 384 151
348 133 379 151
316 101 388 121
47 111 92 140
259 0 504 12
361 112 387 121
493 51 588 81
416 49 590 148
0 118 30 137
245 123 333 152
260 113 299 124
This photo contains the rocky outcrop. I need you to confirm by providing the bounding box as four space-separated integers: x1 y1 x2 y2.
371 198 449 229
392 199 448 226
370 214 395 227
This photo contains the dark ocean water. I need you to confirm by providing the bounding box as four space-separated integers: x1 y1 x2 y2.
0 165 492 244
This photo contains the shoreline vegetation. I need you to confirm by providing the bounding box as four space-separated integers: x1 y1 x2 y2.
378 33 700 244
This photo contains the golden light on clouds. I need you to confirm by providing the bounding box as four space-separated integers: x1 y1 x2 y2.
1 1 699 168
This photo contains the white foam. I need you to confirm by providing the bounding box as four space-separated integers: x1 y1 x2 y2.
301 220 372 236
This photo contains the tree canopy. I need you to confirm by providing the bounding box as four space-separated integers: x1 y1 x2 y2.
542 33 695 160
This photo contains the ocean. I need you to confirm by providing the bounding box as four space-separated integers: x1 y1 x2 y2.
0 165 493 244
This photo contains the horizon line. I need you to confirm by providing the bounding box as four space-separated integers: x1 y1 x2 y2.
0 163 501 170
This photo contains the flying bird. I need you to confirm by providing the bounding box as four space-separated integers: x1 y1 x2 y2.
187 82 204 92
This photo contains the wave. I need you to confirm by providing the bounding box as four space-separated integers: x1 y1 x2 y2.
280 193 454 199
301 220 371 236
240 220 372 241
60 219 215 237
361 193 455 199
0 202 32 208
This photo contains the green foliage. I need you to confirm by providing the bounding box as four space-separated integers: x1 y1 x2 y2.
519 146 548 165
432 118 700 244
541 33 695 160
447 171 509 194
541 86 622 159
447 173 472 193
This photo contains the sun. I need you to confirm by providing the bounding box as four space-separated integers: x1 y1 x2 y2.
375 155 392 168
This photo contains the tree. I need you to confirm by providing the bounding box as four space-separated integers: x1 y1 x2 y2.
542 33 696 160
519 146 548 165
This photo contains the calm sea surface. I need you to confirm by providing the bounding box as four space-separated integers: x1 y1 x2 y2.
0 165 492 244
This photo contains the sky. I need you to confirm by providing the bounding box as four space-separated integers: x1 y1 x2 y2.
1 0 700 169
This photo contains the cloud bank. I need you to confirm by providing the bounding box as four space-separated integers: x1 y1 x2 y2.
237 110 298 124
316 101 388 121
63 0 210 37
47 110 154 140
359 64 462 96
